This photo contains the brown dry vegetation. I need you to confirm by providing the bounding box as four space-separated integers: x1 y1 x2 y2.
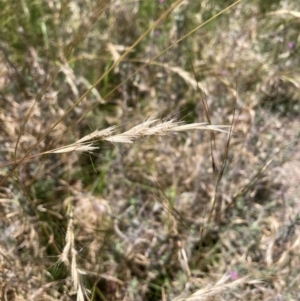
0 0 300 300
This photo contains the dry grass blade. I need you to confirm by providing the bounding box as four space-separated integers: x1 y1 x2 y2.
59 200 87 301
43 119 230 154
0 119 229 164
169 66 199 90
267 10 300 18
46 143 98 154
103 119 229 141
76 127 116 143
171 123 230 133
173 275 249 301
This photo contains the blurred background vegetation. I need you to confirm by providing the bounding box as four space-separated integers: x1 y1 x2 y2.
0 0 300 300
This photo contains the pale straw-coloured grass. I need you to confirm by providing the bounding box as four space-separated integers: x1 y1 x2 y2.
173 274 251 301
59 198 87 301
44 118 230 155
2 0 299 299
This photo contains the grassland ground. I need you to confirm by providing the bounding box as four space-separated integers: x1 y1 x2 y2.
0 0 300 300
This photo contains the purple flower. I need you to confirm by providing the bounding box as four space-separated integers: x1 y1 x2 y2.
159 0 165 3
288 42 296 49
228 270 239 281
221 70 228 76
